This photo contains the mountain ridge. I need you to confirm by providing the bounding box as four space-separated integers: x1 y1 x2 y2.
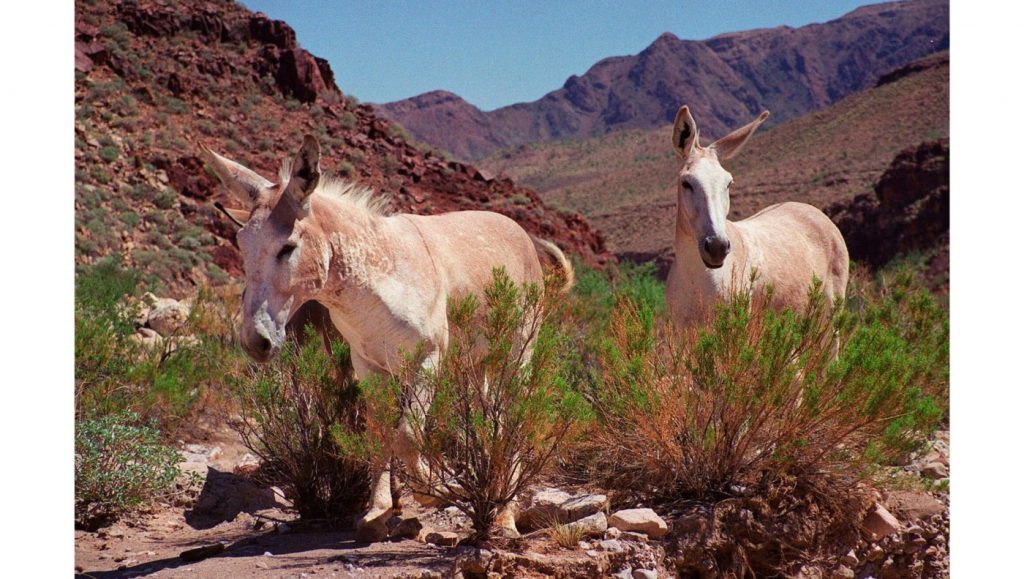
478 52 949 267
377 0 949 160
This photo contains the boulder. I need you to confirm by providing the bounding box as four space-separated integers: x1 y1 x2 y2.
885 491 945 523
143 293 190 336
276 48 337 104
608 508 668 538
920 462 949 479
517 488 571 530
129 327 163 349
876 140 950 209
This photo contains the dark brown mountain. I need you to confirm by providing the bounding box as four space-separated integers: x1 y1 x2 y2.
74 0 609 292
377 0 948 161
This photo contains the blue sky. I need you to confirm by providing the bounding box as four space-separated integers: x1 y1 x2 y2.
242 1 877 111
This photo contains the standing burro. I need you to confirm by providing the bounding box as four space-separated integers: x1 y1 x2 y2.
200 134 574 542
664 105 849 327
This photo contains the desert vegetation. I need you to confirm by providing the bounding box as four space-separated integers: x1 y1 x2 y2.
75 248 946 566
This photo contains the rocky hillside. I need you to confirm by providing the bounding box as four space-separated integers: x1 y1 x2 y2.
378 0 948 160
826 139 949 290
74 0 609 293
480 52 948 270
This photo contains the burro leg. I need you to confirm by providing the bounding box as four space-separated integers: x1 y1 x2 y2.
392 350 446 508
351 353 393 542
355 466 393 542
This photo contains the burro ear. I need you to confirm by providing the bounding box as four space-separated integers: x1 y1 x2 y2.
198 142 274 207
284 134 321 204
672 105 700 160
710 110 770 161
214 201 251 228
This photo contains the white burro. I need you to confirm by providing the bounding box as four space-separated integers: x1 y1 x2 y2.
664 105 849 327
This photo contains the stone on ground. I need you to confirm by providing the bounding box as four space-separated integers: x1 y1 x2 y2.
862 503 901 540
517 488 571 529
558 493 608 521
565 511 608 537
608 508 669 539
424 531 460 547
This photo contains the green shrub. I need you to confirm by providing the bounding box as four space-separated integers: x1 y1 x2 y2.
75 261 245 430
75 412 182 529
577 275 946 575
120 211 141 228
337 268 589 542
153 188 177 210
232 327 369 520
570 260 665 325
380 153 400 176
162 96 190 115
338 111 358 130
584 275 948 502
99 145 119 163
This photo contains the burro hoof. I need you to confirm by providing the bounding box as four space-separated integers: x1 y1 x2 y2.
355 508 393 543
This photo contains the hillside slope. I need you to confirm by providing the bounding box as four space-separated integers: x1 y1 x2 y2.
74 0 609 293
480 52 948 262
378 0 948 160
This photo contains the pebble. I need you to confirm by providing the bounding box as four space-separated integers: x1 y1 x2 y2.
840 549 858 567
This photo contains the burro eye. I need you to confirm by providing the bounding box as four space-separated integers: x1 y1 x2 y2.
682 180 693 192
277 243 297 261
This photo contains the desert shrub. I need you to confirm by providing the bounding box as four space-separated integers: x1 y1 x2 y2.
162 96 190 115
99 145 119 163
75 261 244 430
90 168 111 184
231 328 369 520
338 111 358 130
337 268 589 542
580 277 946 574
337 160 355 176
387 124 410 141
572 261 664 322
75 412 182 530
349 149 366 166
153 187 177 209
380 153 400 176
120 211 141 228
584 277 947 502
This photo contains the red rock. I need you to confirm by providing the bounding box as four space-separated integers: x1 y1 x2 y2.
276 48 333 103
862 504 901 540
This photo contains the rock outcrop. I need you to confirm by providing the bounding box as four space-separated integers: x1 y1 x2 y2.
825 139 949 270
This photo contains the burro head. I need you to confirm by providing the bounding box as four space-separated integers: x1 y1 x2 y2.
200 136 328 362
671 106 769 269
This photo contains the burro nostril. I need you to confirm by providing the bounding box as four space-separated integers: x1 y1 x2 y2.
702 236 731 264
256 335 271 353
